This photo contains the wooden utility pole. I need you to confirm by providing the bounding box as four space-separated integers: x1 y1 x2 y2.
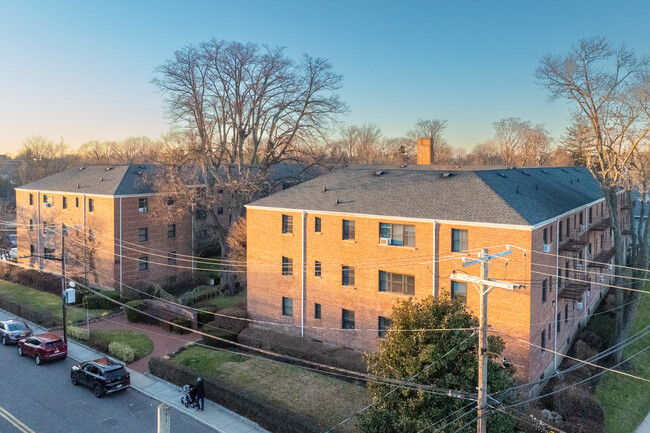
157 403 170 433
451 247 520 433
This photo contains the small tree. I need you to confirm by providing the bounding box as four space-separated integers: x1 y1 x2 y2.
359 295 515 433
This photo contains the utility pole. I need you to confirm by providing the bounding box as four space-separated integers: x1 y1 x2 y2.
451 247 520 433
157 403 170 433
61 223 68 344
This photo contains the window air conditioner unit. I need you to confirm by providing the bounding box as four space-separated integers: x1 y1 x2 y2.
608 264 614 271
576 263 583 270
139 207 148 213
543 244 551 253
379 237 390 245
580 224 589 232
44 203 52 208
600 275 604 283
577 301 583 310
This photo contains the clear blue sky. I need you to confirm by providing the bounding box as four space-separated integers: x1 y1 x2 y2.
1 0 648 154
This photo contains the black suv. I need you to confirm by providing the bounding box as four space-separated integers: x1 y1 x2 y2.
71 358 130 398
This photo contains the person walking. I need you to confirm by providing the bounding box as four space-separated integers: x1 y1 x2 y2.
195 377 205 411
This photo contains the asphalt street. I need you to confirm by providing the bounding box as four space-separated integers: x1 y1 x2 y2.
0 342 216 433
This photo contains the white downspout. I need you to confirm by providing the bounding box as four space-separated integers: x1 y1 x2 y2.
554 217 559 371
301 211 307 337
432 221 438 298
83 194 87 282
119 197 123 297
191 205 195 278
37 192 41 270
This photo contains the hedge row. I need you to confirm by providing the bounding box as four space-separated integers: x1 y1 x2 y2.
124 300 192 334
82 292 121 310
0 263 61 295
148 356 321 433
201 307 247 348
178 285 224 306
238 327 366 373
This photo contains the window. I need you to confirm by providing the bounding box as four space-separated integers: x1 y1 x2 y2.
282 215 293 234
378 316 392 338
195 208 206 220
315 303 321 320
342 309 355 329
75 197 79 208
30 244 34 255
139 256 149 271
168 252 177 265
62 197 67 209
379 271 415 295
541 330 546 351
548 323 552 341
543 228 548 244
29 194 33 205
138 228 148 242
451 229 468 252
43 247 55 260
342 220 355 240
565 304 568 324
315 261 322 277
451 281 467 304
282 297 293 316
167 197 174 206
139 198 148 212
167 224 176 238
342 265 355 286
282 257 293 276
315 217 321 233
43 194 49 204
217 207 224 215
379 223 415 247
550 226 553 241
88 198 94 212
542 279 547 303
29 219 34 231
579 212 583 226
559 221 563 242
566 218 570 237
557 312 561 333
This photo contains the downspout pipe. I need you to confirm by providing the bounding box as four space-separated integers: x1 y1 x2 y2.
301 211 307 337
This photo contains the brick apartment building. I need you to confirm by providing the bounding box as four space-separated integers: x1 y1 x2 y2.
15 163 318 294
246 141 631 390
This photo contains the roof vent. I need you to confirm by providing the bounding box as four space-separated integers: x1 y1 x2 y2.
77 183 80 189
322 186 327 193
516 185 520 194
105 167 113 171
139 165 146 169
79 167 85 171
521 171 530 176
440 172 454 178
374 171 385 176
561 168 569 173
101 176 104 182
136 171 143 176
498 173 507 178
401 165 407 168
335 199 340 205
541 169 548 174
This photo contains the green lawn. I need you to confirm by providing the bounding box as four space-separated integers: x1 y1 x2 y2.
172 345 370 432
596 290 650 433
0 279 110 326
197 255 220 280
90 330 154 360
197 288 246 310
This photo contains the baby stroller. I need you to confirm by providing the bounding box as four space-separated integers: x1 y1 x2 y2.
181 384 197 408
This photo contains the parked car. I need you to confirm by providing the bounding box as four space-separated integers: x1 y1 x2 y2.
71 357 130 398
0 320 33 345
17 333 67 365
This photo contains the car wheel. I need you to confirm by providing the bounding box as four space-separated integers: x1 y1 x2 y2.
1 335 6 346
71 373 79 386
17 346 22 356
35 355 42 365
93 383 104 398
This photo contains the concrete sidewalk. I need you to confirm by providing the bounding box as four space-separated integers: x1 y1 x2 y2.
0 309 268 433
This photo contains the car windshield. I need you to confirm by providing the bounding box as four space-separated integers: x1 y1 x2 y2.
8 323 26 331
104 368 126 380
45 340 63 349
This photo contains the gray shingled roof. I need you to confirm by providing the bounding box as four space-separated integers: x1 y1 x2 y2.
16 163 321 196
247 166 605 226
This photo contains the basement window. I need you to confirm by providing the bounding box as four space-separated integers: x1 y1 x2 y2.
342 309 355 330
282 297 293 317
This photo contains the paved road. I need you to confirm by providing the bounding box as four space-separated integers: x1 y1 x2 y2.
0 342 215 433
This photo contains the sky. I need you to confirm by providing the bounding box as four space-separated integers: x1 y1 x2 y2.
1 0 649 155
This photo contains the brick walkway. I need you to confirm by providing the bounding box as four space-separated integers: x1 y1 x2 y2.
87 314 202 373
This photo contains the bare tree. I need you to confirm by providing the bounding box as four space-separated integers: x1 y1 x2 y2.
536 36 650 361
521 124 553 166
338 123 383 163
226 217 247 284
468 140 503 166
407 119 448 164
152 40 346 288
14 136 75 184
492 117 525 166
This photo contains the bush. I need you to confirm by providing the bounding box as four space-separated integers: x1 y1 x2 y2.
239 327 366 373
68 325 89 341
148 356 319 433
0 264 61 295
201 307 247 348
197 307 218 325
179 285 224 306
551 379 604 422
108 341 135 364
165 316 192 335
124 300 147 323
82 292 121 310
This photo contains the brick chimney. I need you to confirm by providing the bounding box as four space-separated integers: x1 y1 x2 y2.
417 137 433 165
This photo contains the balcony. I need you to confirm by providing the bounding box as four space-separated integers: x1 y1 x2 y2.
588 245 616 268
590 218 611 232
558 279 590 301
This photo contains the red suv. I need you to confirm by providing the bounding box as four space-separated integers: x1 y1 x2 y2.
18 333 67 365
